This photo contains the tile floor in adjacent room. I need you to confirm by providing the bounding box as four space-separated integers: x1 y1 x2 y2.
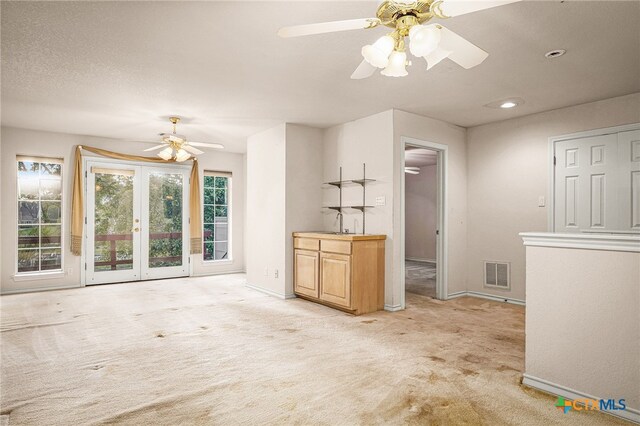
0 274 626 425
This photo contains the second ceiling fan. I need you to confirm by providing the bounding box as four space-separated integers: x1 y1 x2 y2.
278 0 521 79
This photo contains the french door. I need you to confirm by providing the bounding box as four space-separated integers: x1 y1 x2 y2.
85 161 190 285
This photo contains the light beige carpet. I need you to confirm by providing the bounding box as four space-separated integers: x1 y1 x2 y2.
0 274 626 425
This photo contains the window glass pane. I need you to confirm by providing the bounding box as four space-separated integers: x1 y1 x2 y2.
19 201 39 224
214 189 226 204
18 226 39 248
204 224 215 242
215 205 228 218
18 178 39 200
41 201 62 223
41 225 62 248
115 240 133 270
18 161 39 178
214 177 227 188
204 176 216 187
203 242 215 261
204 205 215 223
40 163 62 177
41 248 62 271
18 249 39 273
214 223 228 241
40 179 62 200
204 187 215 204
215 242 228 260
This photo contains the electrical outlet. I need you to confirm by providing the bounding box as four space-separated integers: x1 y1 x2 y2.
274 269 279 279
66 268 72 276
376 196 386 206
538 196 545 207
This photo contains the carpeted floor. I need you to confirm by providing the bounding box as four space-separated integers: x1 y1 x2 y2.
0 274 625 425
405 260 436 298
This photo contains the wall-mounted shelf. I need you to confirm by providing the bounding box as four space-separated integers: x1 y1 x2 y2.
324 164 374 233
323 178 376 188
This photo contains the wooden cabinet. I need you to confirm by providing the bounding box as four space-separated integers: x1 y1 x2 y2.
294 249 319 298
319 252 351 308
293 233 385 315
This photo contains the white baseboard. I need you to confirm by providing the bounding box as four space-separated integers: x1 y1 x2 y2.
190 270 245 278
522 374 640 424
444 291 525 306
1 284 82 295
405 257 436 263
384 304 403 312
245 283 296 300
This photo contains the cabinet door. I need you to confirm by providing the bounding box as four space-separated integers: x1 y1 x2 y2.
294 249 319 298
319 252 351 308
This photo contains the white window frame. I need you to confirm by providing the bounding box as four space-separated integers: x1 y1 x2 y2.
202 171 232 263
15 155 65 277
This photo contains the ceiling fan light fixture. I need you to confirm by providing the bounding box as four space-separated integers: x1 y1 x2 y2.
175 148 191 162
381 50 408 77
362 35 395 68
158 147 173 161
409 24 441 58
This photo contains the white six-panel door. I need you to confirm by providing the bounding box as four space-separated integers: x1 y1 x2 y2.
554 129 640 233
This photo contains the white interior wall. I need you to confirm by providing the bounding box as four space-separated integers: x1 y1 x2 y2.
245 123 323 298
322 110 395 306
284 124 324 296
466 93 640 302
0 126 246 293
245 124 287 296
405 165 437 262
393 110 468 302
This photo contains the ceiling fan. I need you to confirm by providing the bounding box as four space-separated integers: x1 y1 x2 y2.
143 117 225 162
278 0 521 79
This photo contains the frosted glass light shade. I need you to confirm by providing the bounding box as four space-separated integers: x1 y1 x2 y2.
361 35 395 68
381 51 408 77
158 147 173 161
175 148 191 162
409 24 441 58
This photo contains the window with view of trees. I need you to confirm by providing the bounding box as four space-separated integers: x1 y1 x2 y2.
17 157 63 273
203 172 230 261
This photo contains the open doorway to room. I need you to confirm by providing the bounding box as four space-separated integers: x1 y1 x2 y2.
400 137 448 305
404 146 438 298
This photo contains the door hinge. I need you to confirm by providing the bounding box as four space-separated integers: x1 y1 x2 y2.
553 156 556 166
84 217 87 224
84 263 87 270
85 171 87 178
436 230 439 235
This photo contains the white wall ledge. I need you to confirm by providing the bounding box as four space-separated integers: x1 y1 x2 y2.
520 232 640 253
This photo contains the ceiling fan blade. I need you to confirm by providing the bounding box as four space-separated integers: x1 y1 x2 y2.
143 144 168 152
423 48 452 70
188 141 225 149
351 59 377 80
437 25 488 69
435 0 521 18
278 18 380 38
182 144 204 155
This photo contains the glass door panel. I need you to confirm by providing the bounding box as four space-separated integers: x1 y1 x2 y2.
86 164 141 284
141 168 189 280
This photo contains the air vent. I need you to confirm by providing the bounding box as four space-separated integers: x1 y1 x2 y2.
484 261 510 289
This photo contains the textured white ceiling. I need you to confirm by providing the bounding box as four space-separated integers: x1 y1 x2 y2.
2 1 639 153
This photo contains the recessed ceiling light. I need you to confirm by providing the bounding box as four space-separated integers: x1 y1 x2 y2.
484 97 525 109
500 101 518 109
545 49 566 59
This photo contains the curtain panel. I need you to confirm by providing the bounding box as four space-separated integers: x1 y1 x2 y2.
70 145 202 255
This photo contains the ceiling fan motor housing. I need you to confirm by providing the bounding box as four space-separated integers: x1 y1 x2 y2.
377 0 439 29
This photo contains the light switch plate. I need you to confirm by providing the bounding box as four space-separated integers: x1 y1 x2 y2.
538 196 545 207
376 196 386 206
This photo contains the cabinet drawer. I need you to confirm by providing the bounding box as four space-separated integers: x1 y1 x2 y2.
294 238 320 251
320 239 351 255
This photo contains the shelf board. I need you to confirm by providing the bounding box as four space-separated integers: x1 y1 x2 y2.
324 206 343 211
323 179 376 188
348 206 374 211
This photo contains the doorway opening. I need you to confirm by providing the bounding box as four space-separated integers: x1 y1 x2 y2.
400 137 448 306
82 158 191 285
